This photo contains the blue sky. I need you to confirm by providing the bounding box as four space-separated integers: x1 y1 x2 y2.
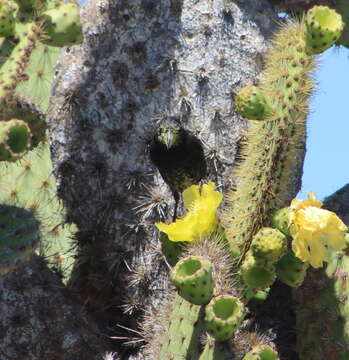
297 46 349 201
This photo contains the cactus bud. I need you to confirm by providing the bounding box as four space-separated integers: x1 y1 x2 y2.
251 227 287 263
205 295 245 341
276 251 308 288
241 253 276 290
235 86 274 120
305 6 344 54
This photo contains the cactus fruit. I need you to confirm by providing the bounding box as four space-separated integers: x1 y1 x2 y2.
0 204 40 276
243 345 279 360
0 119 31 161
270 207 292 237
305 5 345 54
41 3 83 47
235 85 274 121
250 227 287 263
241 253 276 290
204 295 245 342
170 255 214 305
276 251 308 287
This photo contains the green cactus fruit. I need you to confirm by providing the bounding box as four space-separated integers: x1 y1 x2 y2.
305 5 344 54
241 253 276 290
243 345 279 360
0 204 40 276
160 232 186 266
276 251 308 288
0 96 47 149
205 295 245 342
270 207 292 237
170 255 214 305
0 0 16 37
235 85 274 121
250 227 287 263
41 3 83 47
0 119 31 161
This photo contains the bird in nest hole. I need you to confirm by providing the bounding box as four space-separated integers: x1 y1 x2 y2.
149 117 207 220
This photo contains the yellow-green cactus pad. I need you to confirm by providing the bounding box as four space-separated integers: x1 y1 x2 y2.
235 85 273 121
205 295 245 342
170 255 214 305
251 227 287 263
276 251 308 288
0 118 31 161
305 6 344 54
243 345 279 360
241 253 276 290
41 3 83 47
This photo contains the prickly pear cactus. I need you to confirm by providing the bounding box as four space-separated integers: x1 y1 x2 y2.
145 5 344 360
0 0 83 282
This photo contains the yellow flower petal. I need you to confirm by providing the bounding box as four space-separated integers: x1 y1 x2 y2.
183 184 200 209
289 192 348 268
156 182 223 242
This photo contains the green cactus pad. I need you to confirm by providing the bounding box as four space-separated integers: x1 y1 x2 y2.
170 255 214 305
14 0 38 10
276 251 309 288
41 3 83 47
251 227 287 263
241 253 276 290
0 204 40 276
0 0 16 37
305 5 344 54
243 345 279 360
270 207 292 237
0 119 31 161
235 85 273 121
160 232 186 266
205 295 245 342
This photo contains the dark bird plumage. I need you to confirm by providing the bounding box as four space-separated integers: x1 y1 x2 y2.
149 117 207 219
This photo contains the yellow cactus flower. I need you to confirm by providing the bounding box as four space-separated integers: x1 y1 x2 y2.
155 182 223 242
289 192 348 268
